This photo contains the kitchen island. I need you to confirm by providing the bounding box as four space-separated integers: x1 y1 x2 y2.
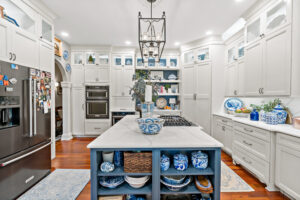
87 115 223 200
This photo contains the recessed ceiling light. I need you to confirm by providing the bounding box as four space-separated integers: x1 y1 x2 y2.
174 42 180 46
206 31 213 35
235 0 244 2
61 31 69 37
125 41 132 45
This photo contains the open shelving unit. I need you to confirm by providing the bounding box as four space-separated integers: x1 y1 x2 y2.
90 148 221 200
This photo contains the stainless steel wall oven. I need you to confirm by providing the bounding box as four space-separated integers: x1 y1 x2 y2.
86 86 109 119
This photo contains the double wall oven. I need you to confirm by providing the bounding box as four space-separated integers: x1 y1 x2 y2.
86 86 109 119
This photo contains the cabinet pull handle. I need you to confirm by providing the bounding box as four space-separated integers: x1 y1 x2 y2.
13 54 16 61
82 103 84 110
261 88 264 94
243 157 252 164
94 127 101 130
258 88 261 94
9 52 12 60
243 140 253 146
243 128 253 132
221 120 227 123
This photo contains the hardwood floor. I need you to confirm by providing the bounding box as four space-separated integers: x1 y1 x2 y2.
52 138 289 200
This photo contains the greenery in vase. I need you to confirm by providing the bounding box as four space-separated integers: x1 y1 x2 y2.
164 84 171 92
251 98 282 113
88 55 94 63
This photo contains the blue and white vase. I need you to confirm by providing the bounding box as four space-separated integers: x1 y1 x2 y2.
100 162 115 173
114 151 123 167
191 151 208 169
265 112 278 125
160 154 170 172
272 104 287 124
173 153 188 171
260 110 266 122
141 103 154 118
250 109 259 121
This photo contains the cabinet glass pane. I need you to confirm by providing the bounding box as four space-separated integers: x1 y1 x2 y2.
99 54 109 65
266 2 287 32
228 47 236 63
114 56 122 66
1 0 35 34
42 20 52 42
170 58 178 67
137 58 144 66
125 56 133 66
238 41 244 58
159 58 166 67
86 53 96 64
247 19 260 43
74 53 83 64
148 58 155 67
184 51 194 64
197 48 209 61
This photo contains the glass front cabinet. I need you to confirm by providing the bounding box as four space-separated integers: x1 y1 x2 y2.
183 47 210 65
112 54 134 68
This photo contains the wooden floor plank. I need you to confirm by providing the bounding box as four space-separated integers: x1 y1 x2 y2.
51 138 289 200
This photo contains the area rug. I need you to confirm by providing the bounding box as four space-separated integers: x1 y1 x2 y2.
221 162 254 192
18 169 90 200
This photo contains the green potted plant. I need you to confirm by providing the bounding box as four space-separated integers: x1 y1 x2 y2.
88 55 94 64
165 84 171 94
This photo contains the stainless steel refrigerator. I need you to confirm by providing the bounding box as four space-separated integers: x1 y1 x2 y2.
0 62 51 200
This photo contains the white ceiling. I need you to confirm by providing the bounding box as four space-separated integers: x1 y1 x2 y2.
41 0 258 47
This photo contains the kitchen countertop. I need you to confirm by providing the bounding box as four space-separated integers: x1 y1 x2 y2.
213 113 300 138
87 115 223 149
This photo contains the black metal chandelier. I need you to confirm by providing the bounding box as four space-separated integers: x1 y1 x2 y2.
138 0 166 63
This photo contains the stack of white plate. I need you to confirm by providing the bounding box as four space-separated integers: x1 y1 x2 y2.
125 176 150 189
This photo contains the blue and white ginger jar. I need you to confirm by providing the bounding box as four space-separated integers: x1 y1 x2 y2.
160 154 170 172
265 112 278 125
173 153 188 171
100 162 115 173
272 104 287 124
191 151 208 169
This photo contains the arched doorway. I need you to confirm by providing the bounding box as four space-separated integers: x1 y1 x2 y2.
54 59 72 141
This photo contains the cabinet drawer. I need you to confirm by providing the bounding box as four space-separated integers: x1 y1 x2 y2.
277 133 300 151
234 130 270 162
214 116 232 126
234 122 271 142
233 142 269 184
85 121 110 136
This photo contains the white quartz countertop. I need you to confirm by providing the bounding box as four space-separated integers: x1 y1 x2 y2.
213 113 300 138
87 115 223 149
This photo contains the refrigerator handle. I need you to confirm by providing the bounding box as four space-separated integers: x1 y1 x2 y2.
29 78 33 137
33 79 37 136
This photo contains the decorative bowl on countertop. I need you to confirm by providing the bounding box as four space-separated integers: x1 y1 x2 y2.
224 98 243 113
100 162 115 173
136 118 164 135
162 175 186 185
191 151 208 169
161 154 170 172
125 175 150 189
161 176 192 191
99 176 124 189
173 153 188 171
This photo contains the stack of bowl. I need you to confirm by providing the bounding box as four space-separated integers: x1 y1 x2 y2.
125 176 150 189
160 175 192 191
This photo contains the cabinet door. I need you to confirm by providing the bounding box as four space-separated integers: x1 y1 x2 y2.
0 20 11 62
85 67 99 83
41 18 53 44
122 68 134 97
72 52 84 65
111 97 135 111
124 55 134 69
11 28 38 68
85 52 96 65
182 65 195 122
237 59 245 96
39 41 53 72
213 121 225 145
99 67 110 83
224 125 233 154
244 40 263 96
225 64 237 96
195 99 211 133
183 51 195 65
111 68 123 96
262 25 291 96
276 144 300 199
246 17 262 44
112 55 123 68
71 65 85 85
72 88 85 136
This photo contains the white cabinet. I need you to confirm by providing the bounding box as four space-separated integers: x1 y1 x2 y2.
39 41 53 72
72 52 84 65
111 67 134 97
72 87 85 136
85 66 109 83
71 65 85 85
0 20 11 62
182 62 211 133
112 54 134 68
225 63 237 96
212 116 233 155
183 48 210 65
276 133 300 200
85 120 110 136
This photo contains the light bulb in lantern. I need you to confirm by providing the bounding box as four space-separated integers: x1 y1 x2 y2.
143 48 149 57
149 47 154 56
155 57 159 62
142 32 148 41
153 48 159 57
156 33 161 41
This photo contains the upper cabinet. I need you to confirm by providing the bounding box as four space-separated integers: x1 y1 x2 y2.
112 54 134 68
72 52 84 65
136 55 179 68
183 47 210 65
40 18 53 44
246 17 262 44
85 52 96 65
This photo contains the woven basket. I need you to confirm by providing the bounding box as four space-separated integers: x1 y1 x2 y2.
124 152 152 173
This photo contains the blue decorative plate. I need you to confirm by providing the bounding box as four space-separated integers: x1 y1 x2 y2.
99 176 124 189
63 50 69 60
224 98 243 112
65 64 71 73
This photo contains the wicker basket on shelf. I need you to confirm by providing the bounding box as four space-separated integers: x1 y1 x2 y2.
124 152 152 173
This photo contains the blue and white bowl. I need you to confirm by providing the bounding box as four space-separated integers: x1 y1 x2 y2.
173 154 188 171
99 176 124 189
265 112 278 125
100 162 115 173
136 118 164 135
191 151 208 169
161 154 170 172
161 176 192 191
162 175 186 185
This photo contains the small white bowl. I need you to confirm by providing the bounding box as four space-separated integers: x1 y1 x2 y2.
125 176 150 188
102 151 114 163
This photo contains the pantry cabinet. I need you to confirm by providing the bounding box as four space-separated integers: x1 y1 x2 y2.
276 133 300 199
39 41 53 72
72 87 85 136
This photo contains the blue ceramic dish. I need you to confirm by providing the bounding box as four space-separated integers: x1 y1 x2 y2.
173 154 188 171
100 162 115 173
224 98 243 112
161 154 170 171
162 175 186 185
161 176 192 191
136 118 164 135
99 176 124 189
191 151 208 169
